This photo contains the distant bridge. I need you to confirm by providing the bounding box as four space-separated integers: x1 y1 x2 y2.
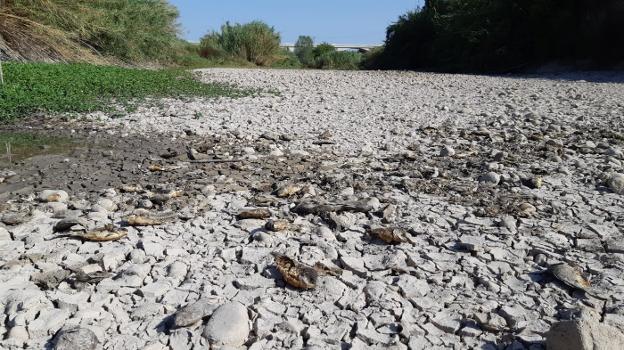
281 44 380 53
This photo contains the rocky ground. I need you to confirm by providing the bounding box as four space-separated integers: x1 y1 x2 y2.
1 69 624 349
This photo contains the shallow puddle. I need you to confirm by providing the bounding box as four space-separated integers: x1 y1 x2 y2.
0 131 77 167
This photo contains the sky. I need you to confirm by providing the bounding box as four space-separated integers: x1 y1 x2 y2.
169 0 422 45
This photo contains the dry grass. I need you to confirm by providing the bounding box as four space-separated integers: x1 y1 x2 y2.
0 3 105 62
0 0 180 64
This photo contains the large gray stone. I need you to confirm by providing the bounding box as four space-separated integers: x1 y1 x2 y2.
202 302 250 346
53 327 100 350
545 319 624 350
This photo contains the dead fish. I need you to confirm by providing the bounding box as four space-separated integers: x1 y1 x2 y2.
125 209 176 226
265 219 289 232
368 227 408 244
54 217 88 232
80 226 128 242
149 190 183 204
276 183 302 198
550 262 591 291
54 225 127 242
237 208 271 220
274 254 318 289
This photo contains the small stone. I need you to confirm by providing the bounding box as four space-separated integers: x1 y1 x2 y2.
517 202 537 217
167 261 188 279
479 172 501 186
440 145 455 157
202 302 250 346
265 219 289 232
139 240 165 259
607 173 624 194
431 312 462 334
39 190 69 203
0 227 11 240
7 326 29 345
138 281 171 299
53 327 99 350
396 275 430 298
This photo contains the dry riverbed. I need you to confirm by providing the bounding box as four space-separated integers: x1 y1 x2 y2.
1 69 624 349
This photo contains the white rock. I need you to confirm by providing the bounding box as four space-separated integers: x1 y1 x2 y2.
202 302 250 346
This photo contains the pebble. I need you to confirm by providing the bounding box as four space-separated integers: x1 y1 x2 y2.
479 172 501 186
440 145 456 157
607 173 624 194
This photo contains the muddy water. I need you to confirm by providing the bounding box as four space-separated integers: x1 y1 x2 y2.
0 132 78 167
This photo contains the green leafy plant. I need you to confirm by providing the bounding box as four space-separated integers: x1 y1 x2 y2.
0 62 251 121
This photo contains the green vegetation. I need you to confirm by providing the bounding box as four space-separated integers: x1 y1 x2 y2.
367 0 624 72
199 21 282 66
0 62 248 121
1 0 182 64
294 36 315 67
293 36 362 70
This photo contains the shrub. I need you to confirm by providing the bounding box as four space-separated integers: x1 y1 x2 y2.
199 21 281 66
271 49 303 69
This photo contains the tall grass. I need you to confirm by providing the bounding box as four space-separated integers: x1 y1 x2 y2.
0 0 181 64
199 21 282 66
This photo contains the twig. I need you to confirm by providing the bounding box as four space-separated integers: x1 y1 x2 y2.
0 60 4 85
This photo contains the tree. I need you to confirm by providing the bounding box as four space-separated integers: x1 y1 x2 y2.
294 35 314 67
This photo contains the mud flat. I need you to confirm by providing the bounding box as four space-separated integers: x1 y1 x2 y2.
1 69 624 349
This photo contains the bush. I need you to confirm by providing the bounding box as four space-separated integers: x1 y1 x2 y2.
371 0 624 72
316 50 362 70
0 0 181 64
199 21 281 66
271 49 303 69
